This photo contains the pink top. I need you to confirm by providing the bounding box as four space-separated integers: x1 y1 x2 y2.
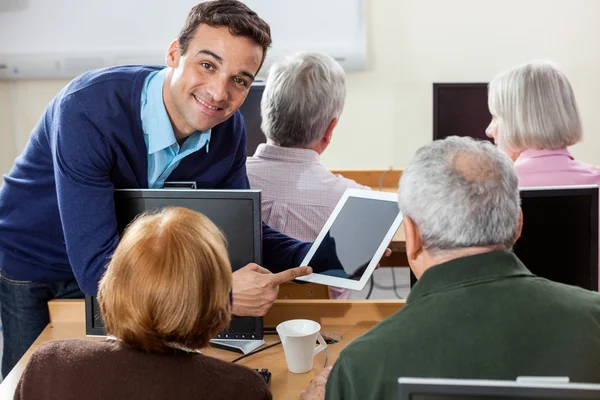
514 148 600 289
515 148 600 187
247 144 370 299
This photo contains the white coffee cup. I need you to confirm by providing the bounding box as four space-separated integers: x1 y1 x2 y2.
276 319 327 374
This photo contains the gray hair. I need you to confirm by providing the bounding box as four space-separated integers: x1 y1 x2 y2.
398 136 520 253
488 60 582 153
260 52 346 147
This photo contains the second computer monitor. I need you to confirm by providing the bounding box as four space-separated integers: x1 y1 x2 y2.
514 185 599 291
398 377 600 399
239 80 266 157
113 189 262 272
433 83 491 142
86 189 263 339
410 185 599 292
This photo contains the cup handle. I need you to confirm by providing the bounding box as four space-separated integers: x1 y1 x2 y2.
313 332 327 356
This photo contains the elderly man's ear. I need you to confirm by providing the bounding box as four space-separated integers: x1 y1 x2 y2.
513 207 523 245
403 216 426 278
312 118 337 154
323 118 337 146
404 216 420 261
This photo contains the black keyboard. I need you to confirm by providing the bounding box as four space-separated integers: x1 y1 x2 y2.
254 368 271 386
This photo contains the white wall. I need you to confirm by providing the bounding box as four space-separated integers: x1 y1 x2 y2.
1 0 600 176
326 0 600 169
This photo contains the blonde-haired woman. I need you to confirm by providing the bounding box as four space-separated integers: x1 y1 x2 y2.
14 207 271 400
486 60 600 290
486 59 600 186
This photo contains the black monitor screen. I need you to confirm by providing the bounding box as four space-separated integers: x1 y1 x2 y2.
114 196 258 271
239 81 266 157
514 186 599 291
86 189 263 339
433 83 491 142
410 186 599 291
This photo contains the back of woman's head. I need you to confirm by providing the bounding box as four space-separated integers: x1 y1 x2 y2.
488 60 582 153
97 207 232 352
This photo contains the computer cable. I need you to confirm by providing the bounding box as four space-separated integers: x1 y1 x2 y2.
369 267 409 298
377 166 395 191
391 267 404 299
365 276 374 299
372 278 409 290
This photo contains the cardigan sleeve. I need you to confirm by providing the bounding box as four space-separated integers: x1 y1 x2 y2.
50 94 120 295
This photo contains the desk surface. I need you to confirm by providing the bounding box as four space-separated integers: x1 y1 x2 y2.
0 299 405 399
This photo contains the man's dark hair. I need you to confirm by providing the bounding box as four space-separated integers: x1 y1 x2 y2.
178 0 272 69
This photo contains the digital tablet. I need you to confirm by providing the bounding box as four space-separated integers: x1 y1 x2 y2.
296 188 403 290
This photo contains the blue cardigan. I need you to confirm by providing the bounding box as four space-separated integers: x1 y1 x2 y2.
0 65 309 295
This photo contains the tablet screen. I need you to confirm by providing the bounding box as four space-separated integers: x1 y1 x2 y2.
308 196 401 280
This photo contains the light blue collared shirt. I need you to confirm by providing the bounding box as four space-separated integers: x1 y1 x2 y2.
140 69 211 189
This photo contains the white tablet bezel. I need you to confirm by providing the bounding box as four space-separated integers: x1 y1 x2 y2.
296 188 403 291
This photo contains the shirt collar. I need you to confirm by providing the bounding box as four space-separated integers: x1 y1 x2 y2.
515 148 573 165
141 68 211 154
253 143 320 163
407 251 534 304
105 336 201 354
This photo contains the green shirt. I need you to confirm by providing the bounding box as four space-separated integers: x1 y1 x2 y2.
326 251 600 400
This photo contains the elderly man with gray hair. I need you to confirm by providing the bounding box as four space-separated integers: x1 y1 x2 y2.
324 136 600 400
247 52 369 299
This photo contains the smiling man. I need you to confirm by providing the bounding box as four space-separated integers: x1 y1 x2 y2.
0 0 312 377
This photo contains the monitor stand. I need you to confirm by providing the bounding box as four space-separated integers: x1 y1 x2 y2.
209 338 266 354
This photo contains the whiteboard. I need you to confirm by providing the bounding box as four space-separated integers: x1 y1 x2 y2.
0 0 366 79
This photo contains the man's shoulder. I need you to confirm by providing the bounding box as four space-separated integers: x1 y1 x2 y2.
333 174 371 191
328 310 411 400
61 65 162 100
246 152 369 188
245 153 271 171
540 278 600 306
338 307 411 363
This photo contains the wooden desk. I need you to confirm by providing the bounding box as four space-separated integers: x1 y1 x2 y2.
330 169 403 189
0 299 405 399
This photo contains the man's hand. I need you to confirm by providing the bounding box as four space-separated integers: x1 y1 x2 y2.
383 247 392 258
375 247 392 269
231 263 313 316
300 366 332 400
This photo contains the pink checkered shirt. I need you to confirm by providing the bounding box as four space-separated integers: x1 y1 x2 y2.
247 144 370 299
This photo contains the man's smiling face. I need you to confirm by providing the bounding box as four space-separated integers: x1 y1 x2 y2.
164 24 263 135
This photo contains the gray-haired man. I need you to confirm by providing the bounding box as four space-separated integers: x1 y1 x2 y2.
324 136 600 400
247 52 370 299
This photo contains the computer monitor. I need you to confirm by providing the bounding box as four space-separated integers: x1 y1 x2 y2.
515 185 599 291
239 80 266 157
85 189 263 341
398 377 600 399
409 185 599 291
433 83 491 142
